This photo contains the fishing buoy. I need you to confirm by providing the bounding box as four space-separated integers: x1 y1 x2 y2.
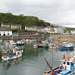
1 57 3 60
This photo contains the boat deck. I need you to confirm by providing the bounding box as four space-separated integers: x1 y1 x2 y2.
56 69 71 75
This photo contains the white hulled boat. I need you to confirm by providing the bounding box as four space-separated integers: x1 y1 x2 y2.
1 47 23 61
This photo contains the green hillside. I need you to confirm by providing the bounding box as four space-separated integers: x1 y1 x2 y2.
0 13 53 29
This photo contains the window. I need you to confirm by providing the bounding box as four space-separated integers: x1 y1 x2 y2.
63 62 65 64
26 33 27 35
67 62 69 65
3 34 5 36
23 33 25 35
8 33 9 35
71 62 73 66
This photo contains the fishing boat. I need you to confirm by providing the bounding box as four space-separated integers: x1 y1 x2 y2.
0 40 5 44
1 47 23 61
38 43 44 48
56 42 74 51
43 45 49 48
9 40 16 45
61 40 67 42
16 41 25 46
48 43 56 49
33 44 38 48
44 53 75 75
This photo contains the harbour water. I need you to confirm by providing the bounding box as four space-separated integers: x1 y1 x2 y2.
0 42 75 75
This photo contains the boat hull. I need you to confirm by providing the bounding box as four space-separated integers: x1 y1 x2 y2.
44 67 75 75
16 43 25 46
59 46 74 51
38 46 43 48
2 54 22 61
43 46 49 48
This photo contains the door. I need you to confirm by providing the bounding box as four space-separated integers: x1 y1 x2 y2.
70 62 74 71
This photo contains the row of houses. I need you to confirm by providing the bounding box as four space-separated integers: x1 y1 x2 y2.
2 23 75 35
1 23 65 34
0 27 40 36
25 26 66 34
1 23 21 30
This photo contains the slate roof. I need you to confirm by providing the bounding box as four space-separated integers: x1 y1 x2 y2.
11 24 21 26
36 26 44 29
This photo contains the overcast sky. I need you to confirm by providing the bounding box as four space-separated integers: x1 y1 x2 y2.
0 0 75 27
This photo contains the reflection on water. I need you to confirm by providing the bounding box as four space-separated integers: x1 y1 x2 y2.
2 57 23 70
0 43 74 75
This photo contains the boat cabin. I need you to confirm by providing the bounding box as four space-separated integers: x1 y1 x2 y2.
60 57 75 71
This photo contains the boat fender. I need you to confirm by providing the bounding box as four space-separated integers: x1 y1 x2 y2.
65 66 66 69
61 66 63 69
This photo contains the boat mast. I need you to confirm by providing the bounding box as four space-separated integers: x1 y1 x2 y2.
51 37 54 73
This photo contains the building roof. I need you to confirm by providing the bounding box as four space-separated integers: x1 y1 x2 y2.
0 27 11 31
11 24 21 26
36 26 44 29
25 26 35 28
50 28 54 31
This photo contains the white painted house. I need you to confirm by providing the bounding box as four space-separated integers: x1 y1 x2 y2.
44 26 54 33
36 26 44 32
44 26 51 32
71 30 75 34
25 26 36 31
11 24 22 30
0 27 12 36
54 27 64 34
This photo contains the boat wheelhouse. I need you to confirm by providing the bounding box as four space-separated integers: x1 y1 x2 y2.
44 55 75 75
1 47 23 61
56 42 74 51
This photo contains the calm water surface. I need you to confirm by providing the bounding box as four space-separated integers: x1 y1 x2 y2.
0 42 75 75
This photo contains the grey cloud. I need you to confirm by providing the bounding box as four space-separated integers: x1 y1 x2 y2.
0 0 75 26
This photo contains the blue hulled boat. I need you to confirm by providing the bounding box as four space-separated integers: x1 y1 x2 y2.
59 46 74 51
56 42 74 51
44 54 75 75
16 41 25 46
